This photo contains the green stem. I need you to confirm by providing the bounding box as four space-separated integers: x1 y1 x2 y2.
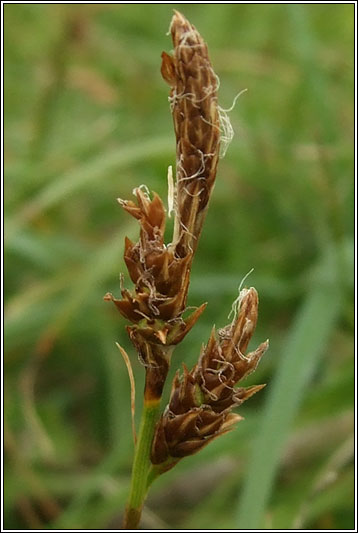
123 399 161 529
146 465 161 490
146 457 180 489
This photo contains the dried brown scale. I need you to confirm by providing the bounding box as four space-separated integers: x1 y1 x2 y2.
151 288 268 465
105 190 193 323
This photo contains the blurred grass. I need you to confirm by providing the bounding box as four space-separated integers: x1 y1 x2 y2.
4 3 354 530
236 250 344 529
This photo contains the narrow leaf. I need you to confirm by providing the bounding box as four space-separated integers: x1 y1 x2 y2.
236 262 342 528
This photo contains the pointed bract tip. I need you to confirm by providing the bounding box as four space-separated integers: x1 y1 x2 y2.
154 328 168 345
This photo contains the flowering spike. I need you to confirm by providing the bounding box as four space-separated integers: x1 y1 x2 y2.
105 12 269 530
151 287 268 466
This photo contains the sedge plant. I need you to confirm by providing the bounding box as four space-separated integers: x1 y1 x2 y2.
105 11 269 529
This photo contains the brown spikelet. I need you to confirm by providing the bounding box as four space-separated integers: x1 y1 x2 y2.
151 288 268 466
164 10 221 257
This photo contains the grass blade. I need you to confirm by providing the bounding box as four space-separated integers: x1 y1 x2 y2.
6 136 174 242
236 255 343 529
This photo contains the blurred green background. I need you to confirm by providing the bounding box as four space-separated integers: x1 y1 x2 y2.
4 3 354 530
